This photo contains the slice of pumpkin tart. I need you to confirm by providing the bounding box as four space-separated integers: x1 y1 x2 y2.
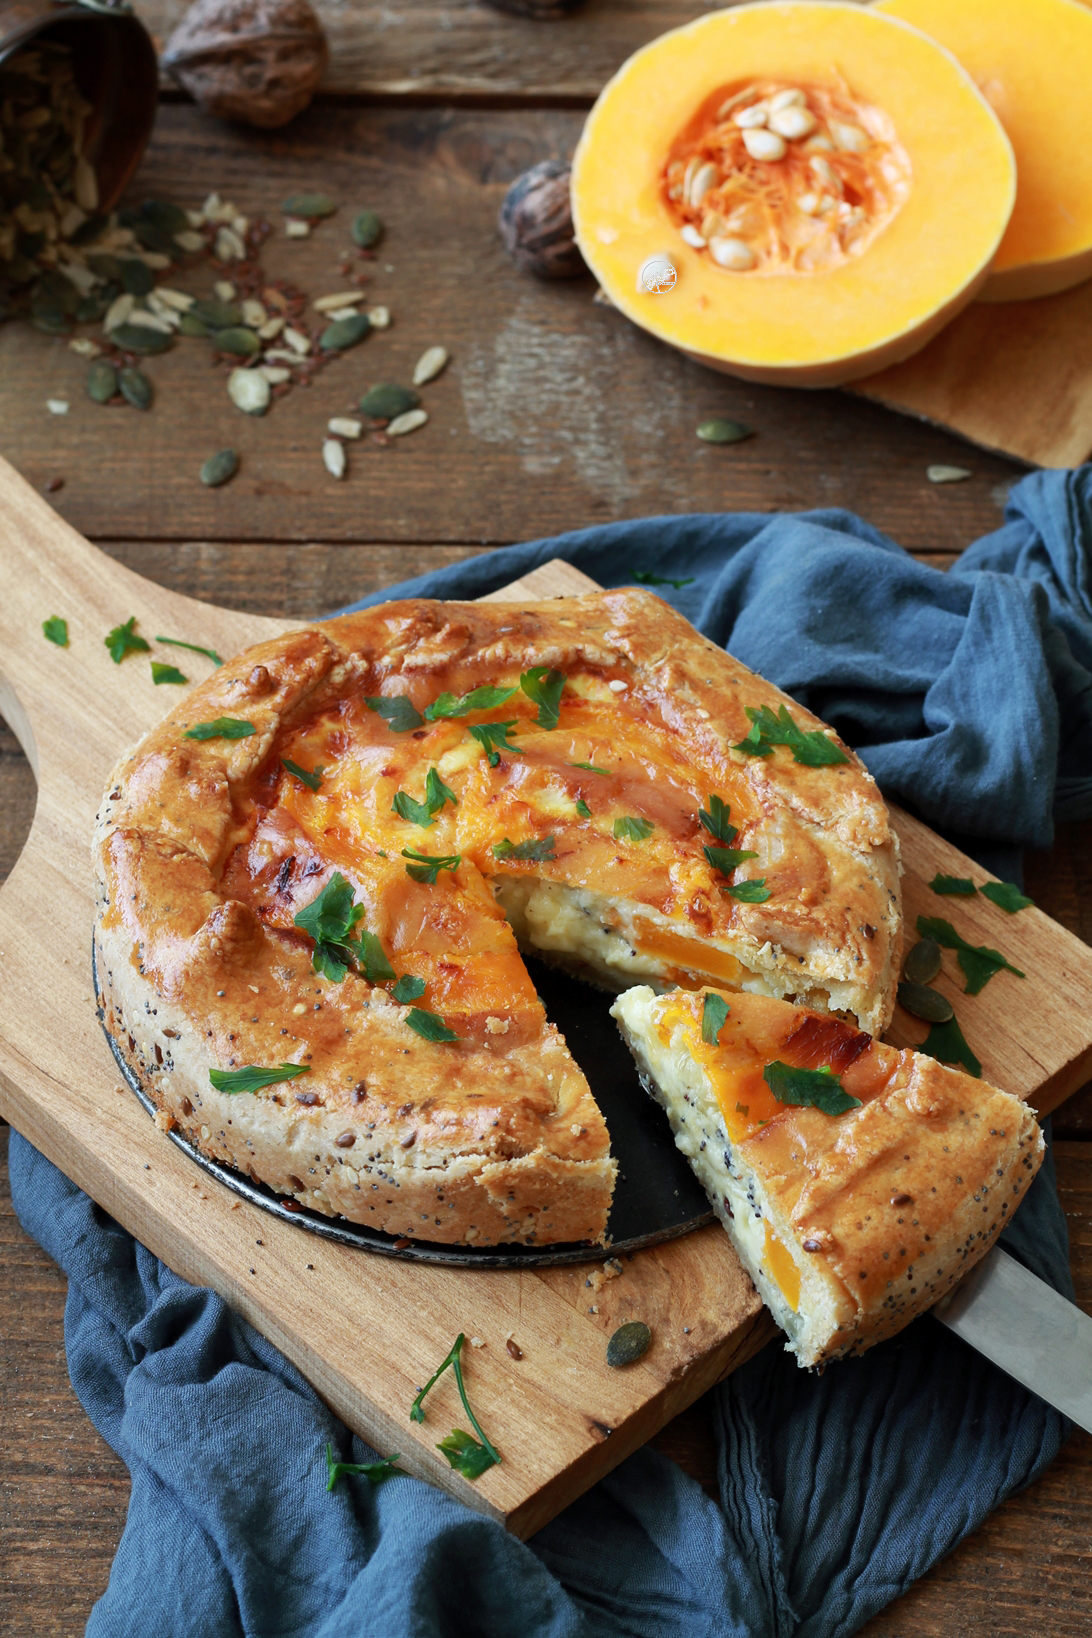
611 984 1043 1364
93 589 901 1246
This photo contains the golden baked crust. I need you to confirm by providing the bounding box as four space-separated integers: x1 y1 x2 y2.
93 589 901 1245
612 984 1044 1363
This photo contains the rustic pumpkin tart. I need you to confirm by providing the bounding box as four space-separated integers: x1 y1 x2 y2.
93 589 901 1246
612 985 1043 1365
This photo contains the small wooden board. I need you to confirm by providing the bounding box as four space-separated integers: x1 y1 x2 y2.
1 456 1090 1534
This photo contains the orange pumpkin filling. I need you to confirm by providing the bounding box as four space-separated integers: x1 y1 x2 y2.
664 78 912 275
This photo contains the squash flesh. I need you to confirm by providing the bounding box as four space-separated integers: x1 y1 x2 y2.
877 0 1092 301
571 1 1016 386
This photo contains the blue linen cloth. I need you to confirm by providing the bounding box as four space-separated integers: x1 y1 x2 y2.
10 464 1092 1637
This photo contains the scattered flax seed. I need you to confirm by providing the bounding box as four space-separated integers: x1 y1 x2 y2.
45 476 64 493
506 1337 523 1360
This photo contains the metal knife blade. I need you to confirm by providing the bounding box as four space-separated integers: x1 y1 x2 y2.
934 1245 1092 1432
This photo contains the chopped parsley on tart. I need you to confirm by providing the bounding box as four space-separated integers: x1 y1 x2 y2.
93 590 900 1247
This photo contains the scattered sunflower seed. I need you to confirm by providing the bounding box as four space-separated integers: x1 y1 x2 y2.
47 398 70 415
70 337 102 359
366 305 391 329
283 326 312 355
103 293 135 332
213 280 236 302
282 192 337 219
412 346 449 386
386 407 428 437
87 360 118 403
109 323 174 355
200 449 239 487
320 312 371 351
903 937 942 986
174 229 205 253
897 981 954 1024
351 209 383 248
697 418 754 444
322 438 347 478
606 1321 652 1368
259 365 292 385
119 366 153 411
314 292 360 313
241 298 267 328
227 367 271 416
360 383 420 419
215 226 246 261
284 218 310 238
927 465 972 484
126 309 174 335
214 326 262 357
328 417 363 439
258 316 286 341
154 287 195 312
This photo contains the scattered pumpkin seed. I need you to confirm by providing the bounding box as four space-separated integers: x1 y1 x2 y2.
927 465 972 484
119 366 153 411
903 937 942 985
200 448 239 487
606 1321 652 1368
351 209 383 248
320 312 371 351
386 407 428 437
190 297 243 330
328 417 363 439
120 259 154 297
897 981 954 1024
87 359 118 403
322 438 347 478
227 367 271 416
360 383 420 419
214 326 262 357
215 226 246 261
110 323 174 356
412 345 449 386
697 418 754 444
179 313 210 337
281 192 336 219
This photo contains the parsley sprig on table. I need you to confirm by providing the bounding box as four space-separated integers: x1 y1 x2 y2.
151 662 187 686
410 1333 501 1480
763 1061 862 1116
929 873 1033 914
735 704 849 767
105 616 150 664
155 635 223 666
916 915 1026 995
918 1013 982 1077
42 616 68 647
325 1443 402 1491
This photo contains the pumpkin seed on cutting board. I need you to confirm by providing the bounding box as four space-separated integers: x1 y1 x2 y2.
360 383 420 419
119 366 153 411
902 937 942 985
87 360 118 404
606 1321 652 1367
351 209 383 248
281 192 337 219
897 981 954 1024
214 326 262 358
200 449 239 487
109 323 174 356
697 418 754 444
320 312 371 351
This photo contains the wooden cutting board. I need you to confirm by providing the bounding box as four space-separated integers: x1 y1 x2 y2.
1 455 1090 1536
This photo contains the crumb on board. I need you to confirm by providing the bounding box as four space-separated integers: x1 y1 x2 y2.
153 1109 175 1134
585 1257 624 1292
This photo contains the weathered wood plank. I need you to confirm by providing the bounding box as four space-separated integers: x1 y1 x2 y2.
0 104 1021 552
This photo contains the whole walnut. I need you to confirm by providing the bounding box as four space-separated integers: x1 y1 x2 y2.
499 160 586 280
163 0 328 129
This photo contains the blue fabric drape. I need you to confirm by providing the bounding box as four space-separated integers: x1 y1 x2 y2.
11 465 1092 1637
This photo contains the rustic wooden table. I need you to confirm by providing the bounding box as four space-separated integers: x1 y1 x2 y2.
1 2 1091 1630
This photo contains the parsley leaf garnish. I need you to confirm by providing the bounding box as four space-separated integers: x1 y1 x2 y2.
392 766 457 827
981 881 1034 914
364 694 425 732
723 878 770 903
402 848 461 885
105 616 150 664
409 1333 500 1480
929 873 976 896
392 974 426 1004
763 1061 862 1116
184 717 256 741
325 1442 402 1491
520 666 565 730
575 798 592 819
613 816 654 842
916 915 1026 995
468 720 521 767
570 761 611 775
493 835 557 862
42 616 68 647
293 871 395 983
698 795 738 845
424 684 517 721
406 1008 459 1042
629 569 695 589
155 635 224 666
151 661 187 685
282 758 324 792
209 1062 311 1095
704 844 759 876
918 1013 982 1077
735 704 849 767
701 993 730 1044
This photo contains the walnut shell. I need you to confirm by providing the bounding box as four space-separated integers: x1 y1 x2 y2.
483 0 587 15
163 0 328 129
498 160 586 280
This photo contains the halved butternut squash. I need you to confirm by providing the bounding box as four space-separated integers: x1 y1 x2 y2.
570 1 1016 387
877 0 1092 301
